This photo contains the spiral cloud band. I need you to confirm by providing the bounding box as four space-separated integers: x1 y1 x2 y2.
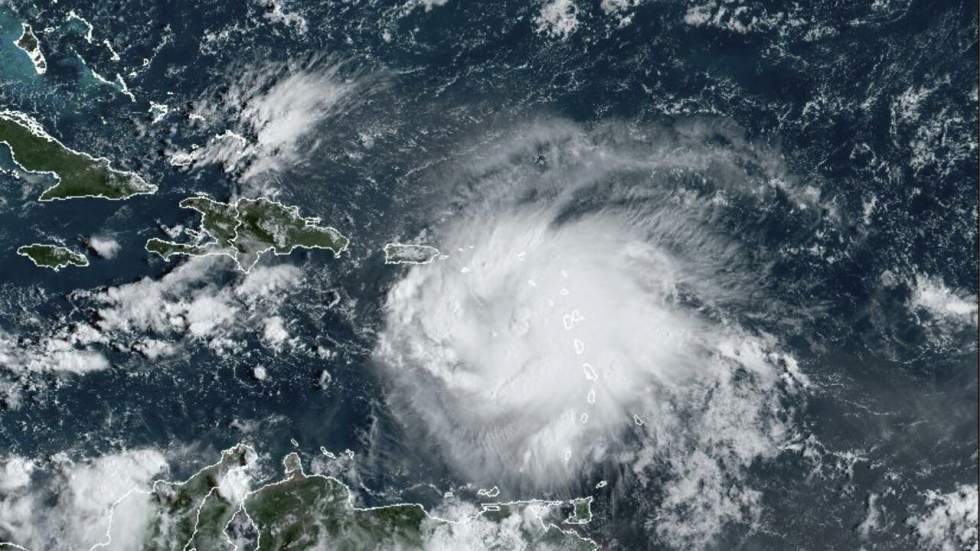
375 120 808 546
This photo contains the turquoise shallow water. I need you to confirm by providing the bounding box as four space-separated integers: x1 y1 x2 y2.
0 8 41 85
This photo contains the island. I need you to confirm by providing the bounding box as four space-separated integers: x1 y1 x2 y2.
128 446 596 550
383 243 441 265
16 244 89 271
145 195 350 272
14 23 46 74
0 110 157 201
565 497 594 525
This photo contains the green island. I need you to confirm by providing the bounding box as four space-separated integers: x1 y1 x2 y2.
0 111 156 201
566 497 593 524
15 23 46 74
146 195 350 272
16 243 89 271
383 243 442 265
129 447 595 550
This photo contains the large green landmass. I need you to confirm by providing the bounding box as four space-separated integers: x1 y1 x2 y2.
142 445 253 551
146 195 350 272
0 111 156 201
134 447 595 550
16 243 89 271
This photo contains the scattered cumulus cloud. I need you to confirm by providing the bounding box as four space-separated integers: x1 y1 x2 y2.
856 492 884 540
600 0 640 14
903 273 978 352
256 0 309 33
0 327 110 375
172 58 372 185
0 258 304 402
599 0 641 26
83 258 301 354
909 275 978 325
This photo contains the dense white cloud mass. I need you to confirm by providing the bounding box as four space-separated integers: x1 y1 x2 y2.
375 120 808 547
262 315 290 349
87 236 121 259
535 0 580 40
0 457 34 492
908 485 979 551
0 450 167 550
909 274 978 326
0 327 110 375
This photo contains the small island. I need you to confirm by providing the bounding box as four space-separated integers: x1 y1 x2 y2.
0 111 157 201
14 23 46 75
383 243 442 265
146 195 350 272
16 244 89 271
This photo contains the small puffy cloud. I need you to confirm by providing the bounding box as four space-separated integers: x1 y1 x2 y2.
535 0 579 40
419 0 450 11
902 274 978 352
262 316 289 349
242 65 359 179
88 236 121 259
253 365 268 381
418 501 591 550
134 338 177 360
216 463 254 503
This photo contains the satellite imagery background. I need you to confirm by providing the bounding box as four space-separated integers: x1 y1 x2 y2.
0 1 977 549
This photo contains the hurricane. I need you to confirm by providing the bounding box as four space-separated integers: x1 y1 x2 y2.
374 119 808 544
